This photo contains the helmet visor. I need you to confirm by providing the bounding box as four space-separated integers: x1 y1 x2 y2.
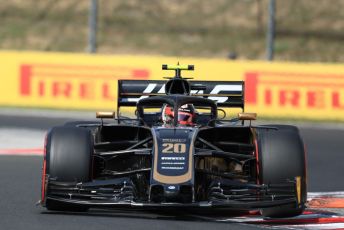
178 112 192 122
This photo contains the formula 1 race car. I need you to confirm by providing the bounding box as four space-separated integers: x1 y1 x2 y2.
40 64 307 218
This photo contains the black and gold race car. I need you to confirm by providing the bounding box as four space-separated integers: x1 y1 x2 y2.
40 64 307 218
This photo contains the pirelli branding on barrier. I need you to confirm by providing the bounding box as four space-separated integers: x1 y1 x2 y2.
244 71 344 120
0 51 343 121
20 64 149 103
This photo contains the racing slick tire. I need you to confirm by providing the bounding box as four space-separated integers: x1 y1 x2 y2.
257 125 307 218
43 126 93 212
64 120 103 127
64 121 103 142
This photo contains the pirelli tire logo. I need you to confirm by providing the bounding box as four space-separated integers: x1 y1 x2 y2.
244 71 344 118
19 64 150 101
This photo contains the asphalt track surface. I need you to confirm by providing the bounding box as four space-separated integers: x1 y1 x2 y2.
1 112 344 230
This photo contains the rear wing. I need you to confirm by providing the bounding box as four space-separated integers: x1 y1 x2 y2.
117 80 244 111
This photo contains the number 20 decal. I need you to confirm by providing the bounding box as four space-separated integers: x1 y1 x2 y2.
162 143 186 153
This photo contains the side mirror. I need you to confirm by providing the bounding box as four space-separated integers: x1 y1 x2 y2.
96 111 116 119
238 112 257 121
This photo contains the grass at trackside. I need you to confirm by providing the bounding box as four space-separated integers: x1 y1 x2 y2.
0 0 343 62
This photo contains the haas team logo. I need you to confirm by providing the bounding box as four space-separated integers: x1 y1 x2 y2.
126 83 243 103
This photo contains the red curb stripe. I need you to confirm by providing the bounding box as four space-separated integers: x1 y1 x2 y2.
0 148 43 156
309 197 344 208
250 217 344 225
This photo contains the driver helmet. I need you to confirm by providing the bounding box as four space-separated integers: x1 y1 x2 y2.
162 104 196 126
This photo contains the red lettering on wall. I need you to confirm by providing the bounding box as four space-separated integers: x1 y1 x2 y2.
79 82 94 100
279 90 300 107
307 91 325 108
102 83 116 100
332 91 344 109
38 81 45 97
244 71 344 110
20 65 32 96
52 82 72 98
245 72 258 104
132 69 149 78
19 64 150 102
264 89 272 105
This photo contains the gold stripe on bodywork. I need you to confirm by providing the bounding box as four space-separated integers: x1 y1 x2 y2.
296 176 301 205
152 129 197 184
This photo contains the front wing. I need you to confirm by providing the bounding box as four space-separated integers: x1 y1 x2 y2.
42 178 300 211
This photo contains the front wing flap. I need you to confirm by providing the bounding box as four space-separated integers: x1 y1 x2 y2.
43 178 299 210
